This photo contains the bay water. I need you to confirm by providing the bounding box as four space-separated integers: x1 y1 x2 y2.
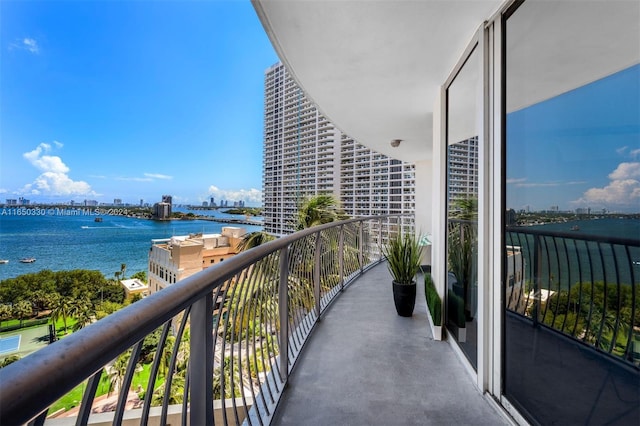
0 209 263 281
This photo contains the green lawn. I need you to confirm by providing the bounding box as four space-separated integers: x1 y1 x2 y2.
49 362 164 414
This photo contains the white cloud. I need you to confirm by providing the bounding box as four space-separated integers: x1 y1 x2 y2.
115 176 153 182
10 37 40 54
23 143 69 173
21 142 97 197
207 185 262 204
506 178 527 184
609 162 640 180
0 188 7 194
144 173 173 180
508 178 585 188
631 149 640 159
573 162 640 210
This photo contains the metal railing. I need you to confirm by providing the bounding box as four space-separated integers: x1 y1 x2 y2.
505 227 640 367
0 215 412 426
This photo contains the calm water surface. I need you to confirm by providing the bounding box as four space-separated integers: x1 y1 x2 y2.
0 209 262 281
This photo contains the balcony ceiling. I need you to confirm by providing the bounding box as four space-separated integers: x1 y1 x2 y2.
253 0 502 162
253 0 639 163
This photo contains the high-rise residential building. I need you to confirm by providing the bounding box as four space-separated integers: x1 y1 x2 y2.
262 62 415 235
447 136 478 209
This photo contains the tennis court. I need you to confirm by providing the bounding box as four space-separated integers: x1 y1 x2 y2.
0 335 21 354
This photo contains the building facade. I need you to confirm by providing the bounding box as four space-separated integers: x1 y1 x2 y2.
254 1 640 424
262 62 415 235
148 226 246 294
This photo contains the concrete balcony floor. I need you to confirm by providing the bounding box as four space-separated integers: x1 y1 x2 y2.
271 262 512 426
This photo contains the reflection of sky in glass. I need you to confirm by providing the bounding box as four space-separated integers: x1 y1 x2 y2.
506 64 640 213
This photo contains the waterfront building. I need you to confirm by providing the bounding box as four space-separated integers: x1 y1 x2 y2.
148 226 246 294
262 62 416 235
119 278 149 300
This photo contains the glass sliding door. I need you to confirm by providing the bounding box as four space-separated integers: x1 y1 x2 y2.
503 1 640 424
446 41 480 369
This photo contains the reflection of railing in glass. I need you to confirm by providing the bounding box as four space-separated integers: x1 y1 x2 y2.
505 228 639 367
447 219 478 324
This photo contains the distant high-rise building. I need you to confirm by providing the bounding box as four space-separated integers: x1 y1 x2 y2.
262 62 415 235
5 199 17 206
210 197 216 207
153 195 172 220
114 198 123 206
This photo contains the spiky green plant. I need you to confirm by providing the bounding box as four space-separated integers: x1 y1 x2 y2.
382 232 423 284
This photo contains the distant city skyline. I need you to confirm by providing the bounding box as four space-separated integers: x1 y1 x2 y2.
0 1 278 207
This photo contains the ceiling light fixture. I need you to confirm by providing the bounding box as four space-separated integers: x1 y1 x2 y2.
390 139 402 147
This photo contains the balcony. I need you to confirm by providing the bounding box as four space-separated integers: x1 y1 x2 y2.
0 215 509 426
269 262 509 426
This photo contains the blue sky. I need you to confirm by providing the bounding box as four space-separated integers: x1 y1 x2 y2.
506 64 640 213
0 0 278 206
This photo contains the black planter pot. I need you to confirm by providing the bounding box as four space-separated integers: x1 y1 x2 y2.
392 281 416 317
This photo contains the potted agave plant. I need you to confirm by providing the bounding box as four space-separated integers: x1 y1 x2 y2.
383 231 423 317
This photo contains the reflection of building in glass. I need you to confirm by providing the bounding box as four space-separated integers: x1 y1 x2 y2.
148 226 246 294
447 136 478 209
262 62 415 235
505 245 526 312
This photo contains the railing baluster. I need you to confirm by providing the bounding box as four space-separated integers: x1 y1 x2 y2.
114 340 143 425
339 224 345 291
278 245 290 382
0 214 417 425
190 291 214 426
74 370 102 426
314 231 322 318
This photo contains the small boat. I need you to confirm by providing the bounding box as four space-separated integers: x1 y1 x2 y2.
94 217 103 222
0 259 8 264
570 225 580 231
20 257 36 263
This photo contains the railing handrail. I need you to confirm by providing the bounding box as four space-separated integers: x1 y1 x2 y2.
0 214 410 424
506 225 640 247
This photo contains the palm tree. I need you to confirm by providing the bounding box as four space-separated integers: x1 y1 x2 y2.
70 297 95 331
120 263 127 279
13 300 32 327
294 194 346 231
51 295 73 334
237 231 276 251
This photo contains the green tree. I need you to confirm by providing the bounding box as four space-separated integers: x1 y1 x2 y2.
120 264 127 280
13 300 33 327
294 194 346 230
131 271 147 283
0 304 12 327
237 231 276 251
51 295 73 334
0 355 21 368
70 297 95 331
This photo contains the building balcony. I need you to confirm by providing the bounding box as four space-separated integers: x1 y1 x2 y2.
269 262 509 426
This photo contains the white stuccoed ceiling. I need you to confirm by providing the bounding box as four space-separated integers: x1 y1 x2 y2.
253 0 639 163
